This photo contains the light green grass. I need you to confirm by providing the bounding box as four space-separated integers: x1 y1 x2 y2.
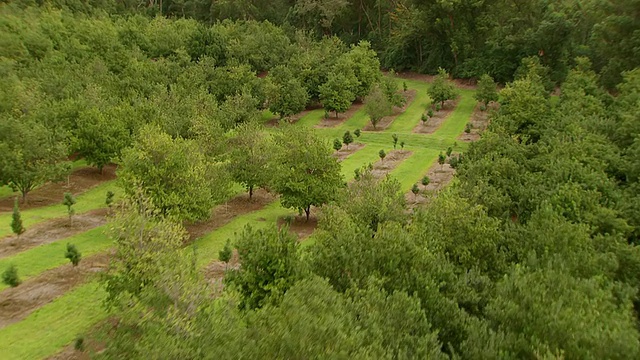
336 108 368 130
428 90 476 141
296 109 325 127
0 181 121 239
385 88 431 134
0 226 111 291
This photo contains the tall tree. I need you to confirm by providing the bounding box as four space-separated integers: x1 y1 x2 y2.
271 126 343 221
227 122 272 199
428 68 458 108
74 107 130 173
364 85 392 129
266 65 309 118
319 69 357 118
474 74 498 107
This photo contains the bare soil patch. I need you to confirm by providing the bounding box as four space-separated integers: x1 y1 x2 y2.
316 102 363 128
332 143 366 162
185 189 275 242
406 162 456 207
371 150 413 179
278 215 318 240
0 252 111 329
362 90 417 131
0 164 117 212
413 98 461 134
458 103 496 142
0 208 108 259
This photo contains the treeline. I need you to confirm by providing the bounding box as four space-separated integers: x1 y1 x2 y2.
0 4 393 203
98 59 640 358
15 0 640 87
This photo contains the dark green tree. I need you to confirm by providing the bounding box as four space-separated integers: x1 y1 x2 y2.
438 152 446 169
63 192 76 225
266 65 309 118
379 149 386 161
354 128 361 137
392 134 398 149
333 138 343 151
364 85 392 130
11 198 25 240
475 74 499 107
342 131 353 149
65 243 81 267
2 264 20 287
428 68 458 108
411 183 420 199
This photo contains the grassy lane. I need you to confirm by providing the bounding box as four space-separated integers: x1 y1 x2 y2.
385 87 431 134
428 89 476 140
335 108 368 130
0 182 120 239
0 227 110 292
296 109 325 127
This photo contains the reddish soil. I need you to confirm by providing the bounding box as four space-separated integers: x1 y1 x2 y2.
0 252 111 329
406 162 457 207
0 165 117 212
278 215 318 240
458 103 496 142
0 208 108 259
371 150 413 179
333 143 366 162
362 90 417 131
185 188 275 242
413 98 461 134
316 102 363 128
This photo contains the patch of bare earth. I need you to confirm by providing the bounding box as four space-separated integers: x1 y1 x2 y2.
413 98 461 134
0 208 108 259
458 102 496 142
406 162 456 207
362 90 416 131
0 252 111 329
185 189 275 242
371 150 413 179
333 143 366 162
315 102 363 128
0 165 116 212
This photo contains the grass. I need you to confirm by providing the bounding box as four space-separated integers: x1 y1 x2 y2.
0 181 121 239
296 109 325 127
0 226 111 291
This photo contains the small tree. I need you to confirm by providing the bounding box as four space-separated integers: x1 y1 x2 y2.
333 138 343 151
11 198 25 241
421 176 430 187
343 131 354 149
411 183 420 199
379 149 386 161
65 243 81 267
354 129 361 138
63 192 76 225
421 113 428 124
392 134 398 149
364 85 392 130
219 240 233 269
465 123 472 133
2 264 20 287
427 109 434 118
105 191 114 208
354 168 361 180
400 141 405 150
446 146 453 157
475 74 498 107
403 81 408 92
438 152 446 169
428 68 458 108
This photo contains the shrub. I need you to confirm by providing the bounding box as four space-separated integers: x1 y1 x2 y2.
421 176 430 186
465 123 472 133
411 183 420 197
105 191 114 207
333 138 343 151
2 264 20 287
219 240 233 264
421 113 428 124
354 129 361 138
74 337 85 351
65 243 82 266
446 147 453 157
379 149 386 161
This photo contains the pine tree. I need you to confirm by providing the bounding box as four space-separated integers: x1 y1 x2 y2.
11 198 25 240
343 131 354 149
65 243 82 266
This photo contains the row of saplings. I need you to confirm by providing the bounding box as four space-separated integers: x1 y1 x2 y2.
3 191 116 287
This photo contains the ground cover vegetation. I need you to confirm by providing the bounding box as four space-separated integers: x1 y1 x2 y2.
0 0 640 359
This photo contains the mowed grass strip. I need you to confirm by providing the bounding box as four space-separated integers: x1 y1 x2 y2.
428 89 476 140
0 226 110 292
0 201 298 359
0 181 121 239
385 81 431 133
296 109 325 127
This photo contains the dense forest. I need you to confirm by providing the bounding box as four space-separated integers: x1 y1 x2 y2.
1 0 640 359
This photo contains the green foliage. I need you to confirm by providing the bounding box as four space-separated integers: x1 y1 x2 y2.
319 68 356 117
421 113 428 124
340 41 381 100
11 198 25 240
464 123 472 133
400 141 405 149
2 264 20 287
105 191 114 207
118 125 230 222
438 152 446 167
353 128 361 137
64 243 81 267
446 146 453 157
474 74 499 106
421 176 430 186
392 133 398 149
411 183 420 197
342 130 353 149
403 81 408 92
379 149 386 161
270 126 343 221
225 225 300 310
0 118 70 203
427 108 434 118
427 68 458 107
333 138 342 151
63 192 76 221
74 337 84 351
266 65 309 117
364 85 392 129
380 73 406 107
219 240 232 264
74 107 129 172
227 122 272 199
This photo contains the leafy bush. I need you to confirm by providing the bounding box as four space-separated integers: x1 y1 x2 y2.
2 264 20 287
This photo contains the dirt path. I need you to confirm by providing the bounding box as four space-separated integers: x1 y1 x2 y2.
185 189 275 242
0 252 111 329
370 150 413 179
0 208 108 259
362 90 416 131
406 162 456 206
413 98 460 134
0 165 117 212
316 102 363 128
333 143 366 162
458 103 495 142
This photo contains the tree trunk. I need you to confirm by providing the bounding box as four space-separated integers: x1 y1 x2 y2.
305 206 310 222
249 185 253 200
21 190 27 205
